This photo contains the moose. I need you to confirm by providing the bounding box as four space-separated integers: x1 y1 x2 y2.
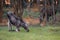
39 6 57 24
7 11 29 32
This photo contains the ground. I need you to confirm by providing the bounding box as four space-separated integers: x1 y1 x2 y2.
0 25 60 40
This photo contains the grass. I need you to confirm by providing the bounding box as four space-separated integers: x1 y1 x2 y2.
0 25 60 40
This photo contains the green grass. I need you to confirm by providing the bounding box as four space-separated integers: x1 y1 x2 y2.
0 26 60 40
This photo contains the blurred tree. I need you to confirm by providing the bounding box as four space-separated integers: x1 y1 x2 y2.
39 0 58 24
13 0 23 19
0 0 3 23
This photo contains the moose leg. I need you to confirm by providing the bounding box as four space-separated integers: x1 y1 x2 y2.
40 13 44 24
16 26 20 32
47 16 49 22
8 19 12 31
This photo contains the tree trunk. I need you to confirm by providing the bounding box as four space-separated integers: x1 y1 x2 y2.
0 0 3 23
14 0 23 18
44 0 47 23
52 0 56 23
17 0 23 18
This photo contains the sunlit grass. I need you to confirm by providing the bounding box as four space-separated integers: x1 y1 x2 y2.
0 25 60 40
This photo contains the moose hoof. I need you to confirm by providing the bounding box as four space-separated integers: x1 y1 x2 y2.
16 29 20 32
